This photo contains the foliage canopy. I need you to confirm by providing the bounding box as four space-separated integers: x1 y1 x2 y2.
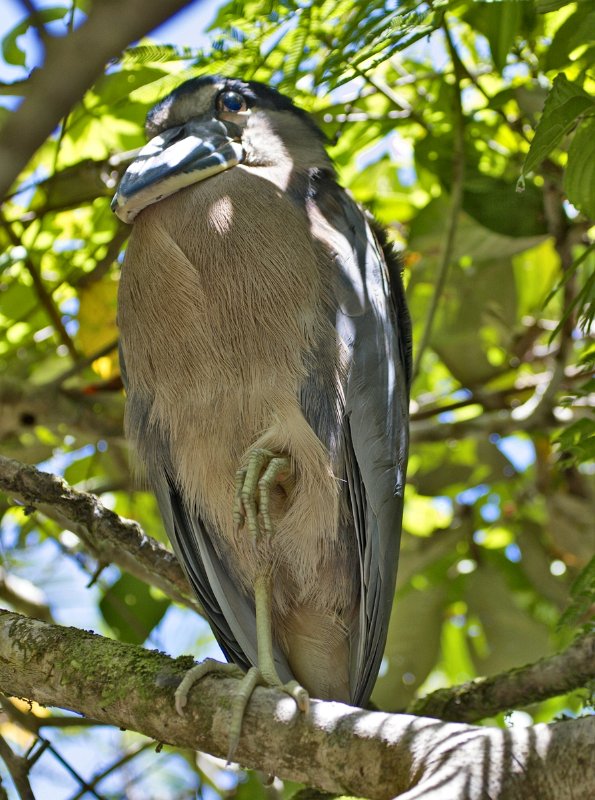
0 0 593 797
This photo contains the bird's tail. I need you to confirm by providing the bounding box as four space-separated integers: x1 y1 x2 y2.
285 607 350 702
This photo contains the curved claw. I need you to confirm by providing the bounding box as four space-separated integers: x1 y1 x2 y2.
285 679 310 712
258 456 291 535
174 658 243 716
232 468 247 533
233 449 291 542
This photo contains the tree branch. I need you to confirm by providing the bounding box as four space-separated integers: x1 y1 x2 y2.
0 610 593 800
0 567 53 623
0 455 199 614
410 402 562 443
408 632 595 722
0 377 125 443
0 734 34 800
0 212 79 361
0 0 194 200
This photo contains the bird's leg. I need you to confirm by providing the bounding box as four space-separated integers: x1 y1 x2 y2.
175 448 306 762
173 572 308 762
227 571 308 760
226 449 308 760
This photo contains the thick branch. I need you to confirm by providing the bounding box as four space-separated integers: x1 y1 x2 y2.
0 455 199 614
0 0 193 199
408 632 595 722
0 611 593 800
0 377 125 443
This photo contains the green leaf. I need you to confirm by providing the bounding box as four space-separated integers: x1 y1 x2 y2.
464 179 547 238
536 0 576 11
491 0 522 72
416 130 547 237
2 7 68 67
565 117 595 219
553 418 595 469
466 565 551 675
521 74 595 178
100 573 170 645
544 4 595 70
119 44 201 66
464 0 522 72
0 281 37 320
558 556 595 629
373 581 445 709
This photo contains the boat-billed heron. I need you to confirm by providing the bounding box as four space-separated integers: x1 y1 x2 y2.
113 75 411 755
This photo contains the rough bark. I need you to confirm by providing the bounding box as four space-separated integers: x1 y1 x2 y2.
0 610 593 800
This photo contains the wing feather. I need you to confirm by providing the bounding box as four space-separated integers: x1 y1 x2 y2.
306 172 411 705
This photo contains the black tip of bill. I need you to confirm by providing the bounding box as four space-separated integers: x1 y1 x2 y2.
111 119 243 224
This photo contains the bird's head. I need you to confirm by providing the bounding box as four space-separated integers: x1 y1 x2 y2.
111 75 327 224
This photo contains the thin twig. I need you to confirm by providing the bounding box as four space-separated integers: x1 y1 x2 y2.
74 228 129 288
1 698 107 732
350 63 430 132
408 632 595 723
412 20 465 381
0 567 53 623
0 212 79 361
69 741 154 800
40 736 106 800
46 337 119 387
0 735 34 800
410 364 593 422
18 0 48 44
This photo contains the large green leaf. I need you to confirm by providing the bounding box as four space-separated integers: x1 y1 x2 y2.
465 0 523 72
466 565 552 675
416 133 547 237
521 74 595 178
565 117 595 219
544 3 595 69
463 179 547 238
99 573 170 645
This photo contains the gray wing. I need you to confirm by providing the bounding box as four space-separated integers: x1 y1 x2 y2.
119 343 293 681
306 172 411 706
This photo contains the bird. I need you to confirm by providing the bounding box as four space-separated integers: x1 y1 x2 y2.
112 75 411 757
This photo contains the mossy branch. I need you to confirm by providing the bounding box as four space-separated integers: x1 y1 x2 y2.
1 610 593 800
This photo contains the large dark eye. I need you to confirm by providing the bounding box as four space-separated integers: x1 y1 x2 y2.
217 90 248 114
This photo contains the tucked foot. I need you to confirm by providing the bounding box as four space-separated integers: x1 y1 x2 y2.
233 449 292 542
227 666 309 762
174 657 244 716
